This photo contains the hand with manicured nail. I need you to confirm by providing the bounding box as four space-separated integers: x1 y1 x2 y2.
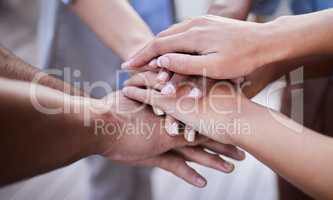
122 75 252 145
123 71 249 144
124 71 205 141
101 91 245 187
122 15 279 80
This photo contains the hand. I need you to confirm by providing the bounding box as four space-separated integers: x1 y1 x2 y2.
122 73 254 144
126 72 204 141
125 67 270 103
122 15 285 80
92 92 245 187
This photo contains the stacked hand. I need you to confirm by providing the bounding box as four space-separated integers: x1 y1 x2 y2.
117 10 289 186
94 92 245 187
122 15 282 79
120 14 283 143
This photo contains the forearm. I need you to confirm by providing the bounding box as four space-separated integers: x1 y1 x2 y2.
0 47 84 97
0 78 101 186
262 9 333 67
232 103 333 200
72 0 153 60
244 55 333 98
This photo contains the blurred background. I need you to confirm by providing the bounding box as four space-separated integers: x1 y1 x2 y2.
0 0 293 199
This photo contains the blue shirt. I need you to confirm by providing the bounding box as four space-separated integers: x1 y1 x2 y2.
131 0 174 34
119 0 174 87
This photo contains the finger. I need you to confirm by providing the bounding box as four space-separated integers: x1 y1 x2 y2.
184 125 196 143
160 75 205 98
152 107 165 116
231 77 245 85
124 64 160 73
122 86 180 122
157 19 193 37
165 115 180 136
176 147 235 173
202 141 246 161
186 76 217 99
157 69 172 83
124 71 164 90
122 33 196 69
122 86 162 108
186 77 206 99
156 53 218 77
160 74 189 96
147 59 159 70
155 153 207 188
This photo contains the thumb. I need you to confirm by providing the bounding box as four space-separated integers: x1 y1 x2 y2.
157 53 215 77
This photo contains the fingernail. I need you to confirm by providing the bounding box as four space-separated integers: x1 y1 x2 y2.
157 71 170 83
223 162 234 172
161 83 176 95
157 56 170 68
153 107 165 116
186 129 196 142
195 177 206 187
237 150 246 160
188 88 202 98
123 80 129 86
148 59 158 68
122 87 130 95
167 122 179 136
121 59 133 69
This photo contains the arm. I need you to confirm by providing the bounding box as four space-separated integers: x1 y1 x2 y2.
123 9 333 80
0 79 244 187
0 47 84 97
123 73 333 200
71 0 154 60
243 55 333 98
0 78 98 185
234 100 333 200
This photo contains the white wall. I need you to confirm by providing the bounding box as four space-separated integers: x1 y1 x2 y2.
174 0 211 21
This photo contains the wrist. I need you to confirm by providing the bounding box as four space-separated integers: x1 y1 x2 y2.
84 96 120 156
259 14 327 68
121 36 153 60
227 98 265 147
69 97 110 156
254 17 297 69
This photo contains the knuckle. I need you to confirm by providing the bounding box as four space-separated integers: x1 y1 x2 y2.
140 72 153 85
209 155 222 164
173 55 187 69
188 27 200 35
157 30 169 38
151 39 163 54
194 16 210 25
173 160 184 172
186 28 205 41
192 17 204 24
148 90 160 106
156 31 165 38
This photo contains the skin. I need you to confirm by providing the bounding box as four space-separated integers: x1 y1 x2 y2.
122 9 333 80
0 48 246 187
0 47 84 97
71 0 154 60
122 73 333 200
71 0 179 134
152 0 254 139
122 4 333 199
